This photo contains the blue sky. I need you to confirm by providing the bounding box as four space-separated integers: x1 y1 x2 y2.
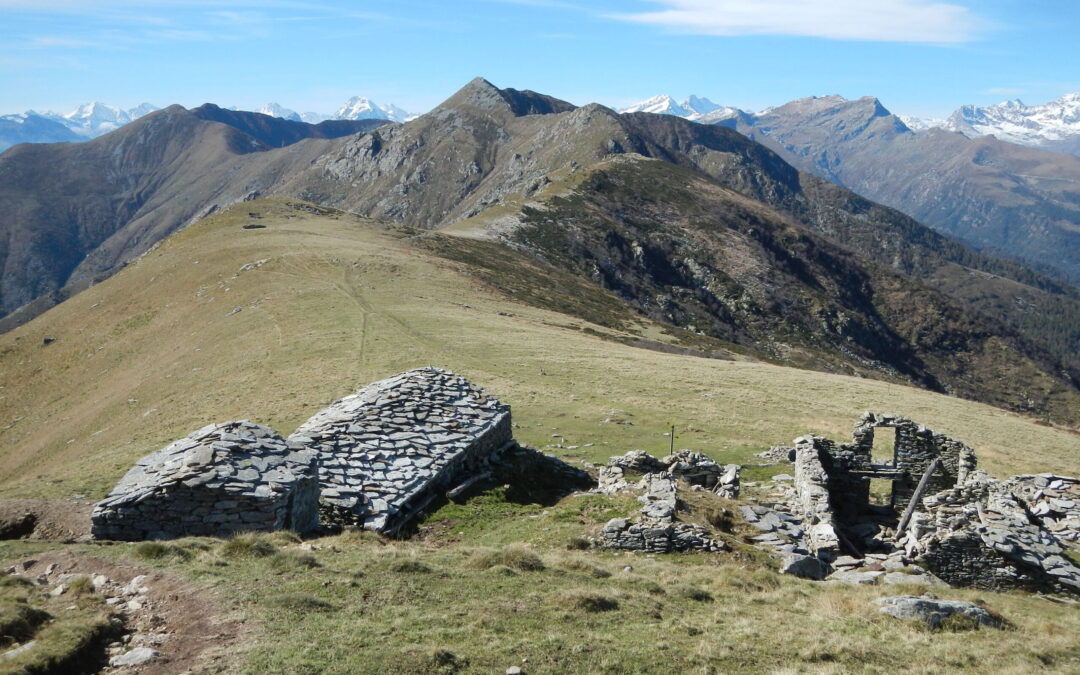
2 0 1078 118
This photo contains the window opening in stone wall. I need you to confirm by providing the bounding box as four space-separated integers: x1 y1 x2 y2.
868 478 893 507
871 426 897 466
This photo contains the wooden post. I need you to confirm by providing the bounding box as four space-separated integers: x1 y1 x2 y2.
894 458 941 540
669 424 675 456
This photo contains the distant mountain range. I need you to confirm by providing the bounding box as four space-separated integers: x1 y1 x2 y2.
621 93 1080 284
257 97 415 125
0 97 416 152
0 102 159 152
622 92 1080 157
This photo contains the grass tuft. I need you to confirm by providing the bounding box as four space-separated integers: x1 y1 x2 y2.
673 584 714 603
569 592 620 613
390 559 433 574
219 534 278 559
267 551 320 572
66 575 95 597
134 541 193 561
468 544 545 572
265 592 336 613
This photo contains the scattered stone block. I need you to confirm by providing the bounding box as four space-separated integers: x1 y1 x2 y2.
110 647 161 667
876 595 1001 629
779 553 829 580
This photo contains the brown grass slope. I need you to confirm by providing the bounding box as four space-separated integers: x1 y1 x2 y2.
0 105 384 319
0 199 1077 502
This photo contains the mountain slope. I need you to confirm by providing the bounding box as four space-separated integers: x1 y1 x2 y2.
0 105 388 321
3 78 1079 424
709 95 1080 285
495 154 1080 423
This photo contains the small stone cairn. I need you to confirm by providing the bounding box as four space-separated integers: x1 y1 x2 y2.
596 450 736 553
90 421 319 541
288 367 513 533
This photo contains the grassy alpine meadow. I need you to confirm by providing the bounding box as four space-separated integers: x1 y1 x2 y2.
2 200 1080 673
0 199 1076 501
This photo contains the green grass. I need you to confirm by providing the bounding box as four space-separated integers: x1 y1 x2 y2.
5 524 1080 674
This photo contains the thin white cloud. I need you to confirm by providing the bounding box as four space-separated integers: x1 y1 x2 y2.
26 36 104 48
613 0 979 43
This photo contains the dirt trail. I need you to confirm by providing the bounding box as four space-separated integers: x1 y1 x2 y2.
10 550 245 674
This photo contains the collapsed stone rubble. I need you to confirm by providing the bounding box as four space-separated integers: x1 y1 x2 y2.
595 450 735 553
764 412 1080 594
90 421 319 541
289 367 513 533
92 367 517 540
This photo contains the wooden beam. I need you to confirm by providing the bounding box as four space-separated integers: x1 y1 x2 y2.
894 458 941 540
446 471 492 500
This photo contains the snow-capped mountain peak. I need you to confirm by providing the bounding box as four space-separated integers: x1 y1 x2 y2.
332 97 415 123
335 96 383 120
621 94 738 121
939 93 1080 147
258 103 302 122
681 95 721 117
621 95 691 117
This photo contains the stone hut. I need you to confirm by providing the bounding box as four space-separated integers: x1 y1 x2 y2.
288 367 513 533
91 421 319 541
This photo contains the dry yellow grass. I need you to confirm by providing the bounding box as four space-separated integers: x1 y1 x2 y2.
0 198 1077 501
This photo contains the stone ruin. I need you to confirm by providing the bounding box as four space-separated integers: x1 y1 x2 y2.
91 367 516 540
595 449 737 553
90 422 319 541
288 367 513 534
761 412 1080 593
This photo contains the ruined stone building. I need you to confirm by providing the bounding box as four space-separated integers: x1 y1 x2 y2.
787 412 1080 594
289 367 513 533
91 422 319 541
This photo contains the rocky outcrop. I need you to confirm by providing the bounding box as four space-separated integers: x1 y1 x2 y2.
90 421 319 541
288 367 512 533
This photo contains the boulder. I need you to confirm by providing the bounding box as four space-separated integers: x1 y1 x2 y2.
779 553 829 580
875 595 1001 629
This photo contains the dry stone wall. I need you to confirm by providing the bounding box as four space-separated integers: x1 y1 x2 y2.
91 421 319 541
595 450 733 554
792 436 842 557
288 367 512 533
780 413 1080 594
852 412 971 510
